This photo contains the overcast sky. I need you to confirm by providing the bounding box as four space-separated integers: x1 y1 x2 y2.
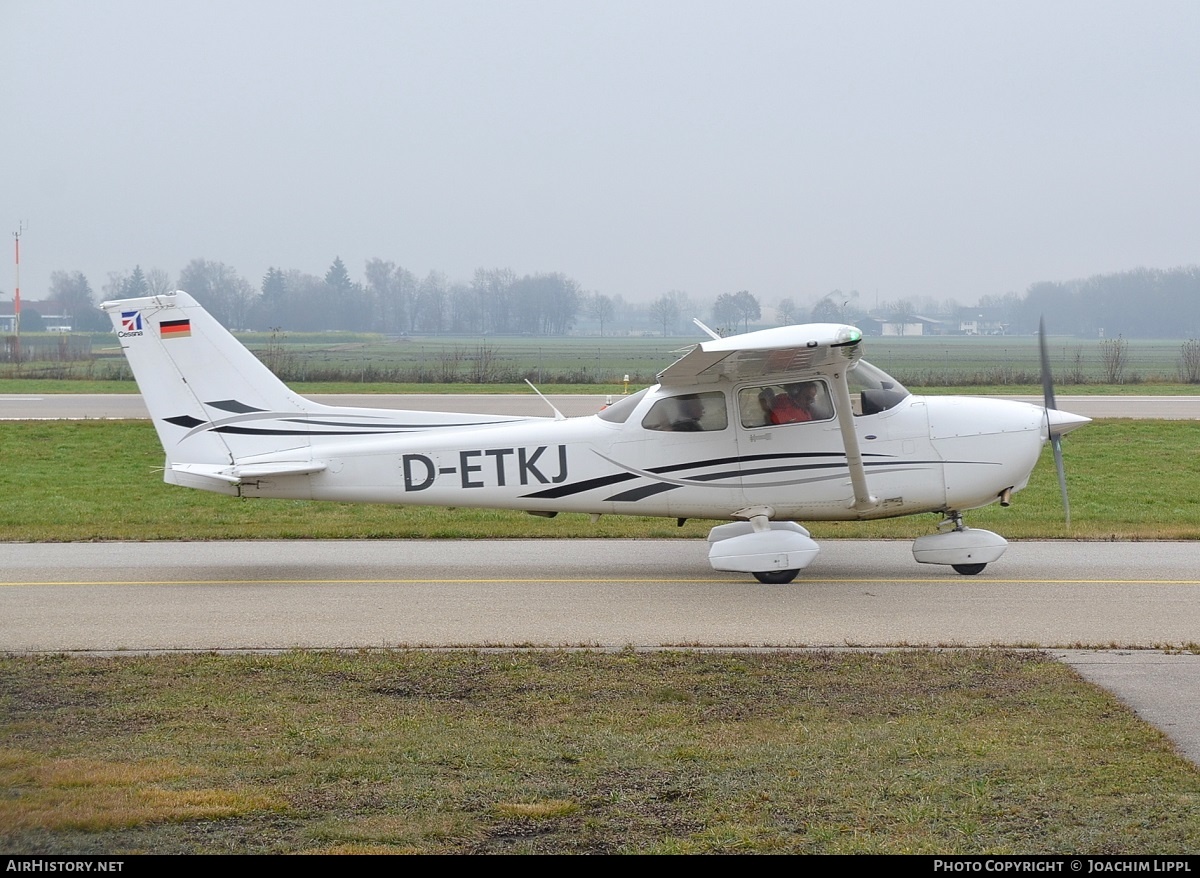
3 0 1198 311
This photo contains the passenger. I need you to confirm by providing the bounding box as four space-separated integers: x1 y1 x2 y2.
671 394 706 431
770 382 819 424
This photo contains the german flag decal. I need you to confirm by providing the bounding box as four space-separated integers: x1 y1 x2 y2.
161 319 191 339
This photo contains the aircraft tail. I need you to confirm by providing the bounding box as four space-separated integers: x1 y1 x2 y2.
100 290 524 491
101 291 317 470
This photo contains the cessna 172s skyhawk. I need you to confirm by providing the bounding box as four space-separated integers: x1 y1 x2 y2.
101 291 1090 583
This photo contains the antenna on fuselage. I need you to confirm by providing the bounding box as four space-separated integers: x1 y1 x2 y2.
524 379 566 420
692 317 722 340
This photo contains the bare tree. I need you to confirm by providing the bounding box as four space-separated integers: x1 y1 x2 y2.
664 289 694 327
731 290 760 332
365 258 416 334
178 259 257 329
812 289 861 324
775 297 798 325
415 271 449 333
649 294 681 337
886 299 917 335
711 293 739 335
49 270 106 331
1179 339 1200 384
586 292 615 336
810 293 842 323
1100 335 1129 384
145 268 174 295
471 267 517 335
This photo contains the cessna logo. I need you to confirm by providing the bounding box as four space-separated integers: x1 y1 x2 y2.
402 445 568 491
118 311 144 337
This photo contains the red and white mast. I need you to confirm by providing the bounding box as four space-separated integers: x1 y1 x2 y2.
13 222 24 338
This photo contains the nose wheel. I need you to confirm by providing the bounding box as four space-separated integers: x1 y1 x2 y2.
753 569 800 584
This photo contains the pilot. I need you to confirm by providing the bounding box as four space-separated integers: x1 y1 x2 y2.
671 394 706 431
770 382 819 424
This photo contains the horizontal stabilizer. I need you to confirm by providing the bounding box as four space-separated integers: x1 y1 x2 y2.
170 461 327 486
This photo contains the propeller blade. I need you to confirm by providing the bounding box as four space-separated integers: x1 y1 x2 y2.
1039 316 1071 529
1039 316 1057 412
1052 435 1070 529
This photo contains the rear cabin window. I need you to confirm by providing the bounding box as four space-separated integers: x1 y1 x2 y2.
641 391 728 432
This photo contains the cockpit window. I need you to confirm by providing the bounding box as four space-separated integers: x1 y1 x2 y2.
849 360 910 415
735 364 909 425
641 390 728 432
597 387 649 423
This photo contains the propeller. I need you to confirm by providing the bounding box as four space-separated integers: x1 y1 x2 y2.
1039 316 1071 529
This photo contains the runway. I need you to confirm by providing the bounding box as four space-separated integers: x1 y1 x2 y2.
3 538 1199 653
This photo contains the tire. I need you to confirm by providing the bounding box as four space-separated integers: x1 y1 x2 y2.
952 563 987 576
753 569 799 584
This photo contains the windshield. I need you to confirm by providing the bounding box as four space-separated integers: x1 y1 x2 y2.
597 387 649 423
849 360 910 415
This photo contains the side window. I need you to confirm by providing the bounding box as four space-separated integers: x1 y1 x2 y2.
641 391 728 432
739 381 832 427
739 386 777 427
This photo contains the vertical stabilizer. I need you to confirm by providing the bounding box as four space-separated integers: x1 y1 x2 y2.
100 290 318 468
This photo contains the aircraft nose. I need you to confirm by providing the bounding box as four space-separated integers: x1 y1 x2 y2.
1045 409 1091 439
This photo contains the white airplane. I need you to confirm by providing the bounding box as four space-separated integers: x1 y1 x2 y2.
100 291 1090 583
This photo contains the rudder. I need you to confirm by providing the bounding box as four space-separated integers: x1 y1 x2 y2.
101 290 317 469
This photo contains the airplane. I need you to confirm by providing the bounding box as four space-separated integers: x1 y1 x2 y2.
99 291 1091 583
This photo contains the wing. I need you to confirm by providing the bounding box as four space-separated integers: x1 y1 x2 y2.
656 323 864 387
659 322 878 513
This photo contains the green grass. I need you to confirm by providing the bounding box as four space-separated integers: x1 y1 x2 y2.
4 418 1200 855
6 329 1200 387
0 419 1196 542
3 649 1199 855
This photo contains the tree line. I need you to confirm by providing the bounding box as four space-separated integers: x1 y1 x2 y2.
19 256 1200 339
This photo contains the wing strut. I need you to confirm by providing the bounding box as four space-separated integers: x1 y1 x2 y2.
830 368 878 512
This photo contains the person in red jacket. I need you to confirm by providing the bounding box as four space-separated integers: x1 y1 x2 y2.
770 382 819 424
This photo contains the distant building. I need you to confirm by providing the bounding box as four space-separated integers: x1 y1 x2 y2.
956 306 1010 336
0 299 74 333
860 314 943 337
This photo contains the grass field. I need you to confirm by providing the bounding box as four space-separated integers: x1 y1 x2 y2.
0 418 1196 541
2 417 1199 855
3 650 1200 855
5 329 1200 387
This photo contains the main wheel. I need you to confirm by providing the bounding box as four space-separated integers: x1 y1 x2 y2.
753 569 799 584
952 563 987 576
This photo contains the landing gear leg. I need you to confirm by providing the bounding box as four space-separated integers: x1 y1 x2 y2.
940 512 988 575
911 511 1008 575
